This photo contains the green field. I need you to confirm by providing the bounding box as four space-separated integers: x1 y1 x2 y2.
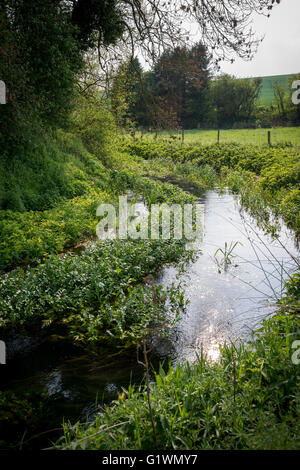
250 73 298 106
136 127 300 146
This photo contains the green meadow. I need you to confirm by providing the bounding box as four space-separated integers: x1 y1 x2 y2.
135 127 300 146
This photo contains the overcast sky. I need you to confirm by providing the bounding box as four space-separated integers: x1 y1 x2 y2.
220 0 300 78
139 0 299 77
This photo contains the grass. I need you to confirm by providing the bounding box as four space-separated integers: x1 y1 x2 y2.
132 127 300 147
0 188 111 271
0 131 111 212
0 144 197 272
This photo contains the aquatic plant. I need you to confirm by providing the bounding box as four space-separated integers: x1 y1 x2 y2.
214 241 242 272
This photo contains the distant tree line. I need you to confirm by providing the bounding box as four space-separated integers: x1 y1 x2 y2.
109 50 300 131
0 0 289 159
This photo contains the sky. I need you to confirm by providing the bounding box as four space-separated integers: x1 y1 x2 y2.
139 0 299 78
220 0 300 78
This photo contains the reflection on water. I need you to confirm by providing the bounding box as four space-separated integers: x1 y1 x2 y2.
1 339 150 424
157 189 299 363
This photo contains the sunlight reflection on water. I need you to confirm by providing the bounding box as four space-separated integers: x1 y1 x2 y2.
157 189 299 364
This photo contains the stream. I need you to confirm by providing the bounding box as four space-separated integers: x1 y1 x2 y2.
1 183 299 448
156 184 299 362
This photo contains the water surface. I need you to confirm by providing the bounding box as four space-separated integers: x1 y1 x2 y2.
157 187 299 362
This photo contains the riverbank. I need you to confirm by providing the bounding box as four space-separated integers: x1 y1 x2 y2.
0 134 299 450
56 139 299 450
58 271 300 450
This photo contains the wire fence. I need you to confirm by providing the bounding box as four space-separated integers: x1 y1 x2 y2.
132 127 300 147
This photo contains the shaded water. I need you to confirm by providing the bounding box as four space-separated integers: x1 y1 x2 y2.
1 185 299 447
2 339 146 417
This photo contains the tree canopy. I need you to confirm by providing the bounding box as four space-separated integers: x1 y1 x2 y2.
209 74 262 128
0 0 282 154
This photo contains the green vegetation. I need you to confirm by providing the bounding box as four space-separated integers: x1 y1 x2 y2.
11 133 292 451
1 0 299 452
1 124 299 450
0 135 198 343
112 53 300 130
58 273 300 450
0 239 190 345
208 74 262 129
0 0 123 157
0 390 58 450
121 139 300 236
0 154 195 272
0 129 112 269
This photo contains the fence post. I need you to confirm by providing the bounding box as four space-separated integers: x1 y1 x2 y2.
181 129 184 144
217 129 220 144
268 130 271 147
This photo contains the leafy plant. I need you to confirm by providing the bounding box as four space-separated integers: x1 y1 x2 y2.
214 241 242 272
